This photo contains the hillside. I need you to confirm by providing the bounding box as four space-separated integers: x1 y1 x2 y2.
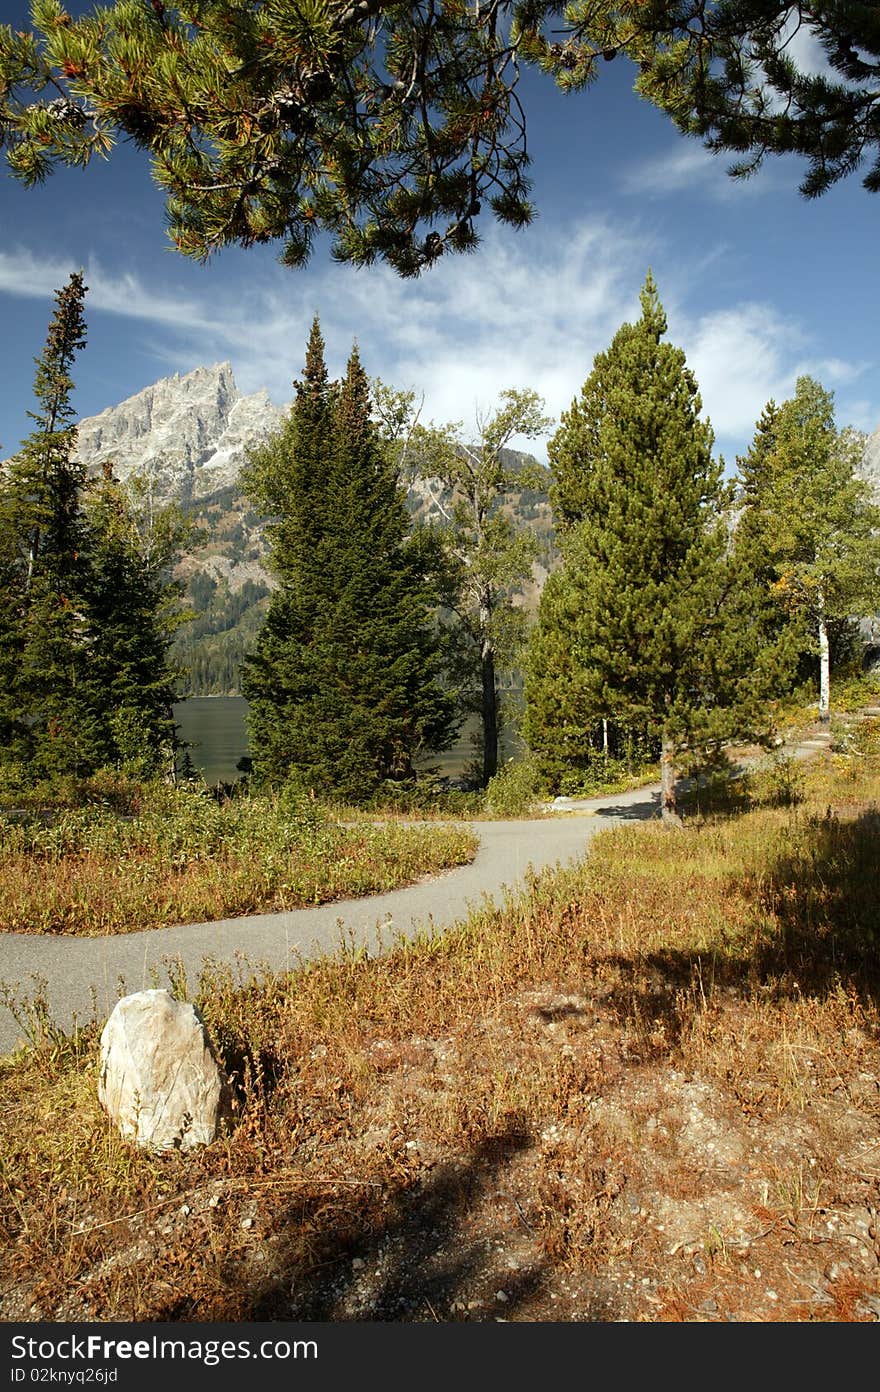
71 363 556 695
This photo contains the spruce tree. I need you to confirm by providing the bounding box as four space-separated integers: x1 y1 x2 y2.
242 321 455 800
524 272 793 821
81 464 188 775
0 271 94 778
734 376 880 723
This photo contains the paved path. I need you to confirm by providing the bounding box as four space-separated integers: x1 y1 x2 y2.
0 782 665 1057
0 731 834 1057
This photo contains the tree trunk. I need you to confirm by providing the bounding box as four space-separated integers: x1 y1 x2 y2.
602 718 608 755
817 592 830 725
660 735 682 825
481 640 498 786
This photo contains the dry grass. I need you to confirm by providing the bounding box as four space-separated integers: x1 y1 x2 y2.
0 792 477 935
1 729 879 1322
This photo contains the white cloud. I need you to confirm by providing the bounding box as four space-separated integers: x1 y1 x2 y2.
668 302 872 453
0 247 222 334
143 221 655 458
0 248 77 299
2 224 873 464
838 399 880 434
619 142 776 203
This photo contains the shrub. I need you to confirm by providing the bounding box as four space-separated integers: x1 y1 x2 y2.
484 758 543 817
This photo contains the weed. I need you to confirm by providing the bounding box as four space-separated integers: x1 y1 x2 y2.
2 739 879 1321
0 786 477 935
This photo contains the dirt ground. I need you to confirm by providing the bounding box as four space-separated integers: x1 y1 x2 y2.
3 980 877 1325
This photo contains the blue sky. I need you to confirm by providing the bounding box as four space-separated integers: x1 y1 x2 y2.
1 7 877 470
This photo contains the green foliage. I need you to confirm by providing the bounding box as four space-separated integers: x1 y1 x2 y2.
624 2 880 199
524 271 795 817
484 756 543 817
173 572 271 695
734 376 880 720
242 319 456 801
0 277 190 787
0 779 477 935
744 750 807 810
3 5 876 276
411 389 553 785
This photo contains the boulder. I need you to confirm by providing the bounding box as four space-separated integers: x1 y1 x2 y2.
98 989 230 1152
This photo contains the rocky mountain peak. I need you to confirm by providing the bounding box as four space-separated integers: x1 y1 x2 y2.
73 361 286 504
862 424 880 499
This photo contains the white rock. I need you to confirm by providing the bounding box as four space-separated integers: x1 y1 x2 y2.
98 989 230 1152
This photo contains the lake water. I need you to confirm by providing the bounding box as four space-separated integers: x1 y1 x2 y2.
172 696 522 786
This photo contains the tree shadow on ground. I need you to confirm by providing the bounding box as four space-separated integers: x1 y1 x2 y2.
749 806 880 1001
595 807 880 1048
236 1125 554 1321
147 809 879 1324
590 794 660 821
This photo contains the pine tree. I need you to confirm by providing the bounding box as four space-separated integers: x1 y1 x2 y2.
0 271 94 778
521 566 602 791
734 376 880 723
81 464 189 775
242 321 455 800
4 5 878 273
524 272 793 821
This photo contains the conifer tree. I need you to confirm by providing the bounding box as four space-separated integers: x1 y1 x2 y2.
734 376 880 723
524 272 792 821
0 271 93 777
4 5 877 272
242 320 455 800
0 274 190 784
81 463 189 775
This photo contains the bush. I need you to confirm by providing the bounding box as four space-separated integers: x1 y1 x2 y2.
749 750 806 809
484 758 543 817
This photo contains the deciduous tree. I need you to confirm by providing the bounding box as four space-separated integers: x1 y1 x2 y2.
413 389 552 785
734 375 880 723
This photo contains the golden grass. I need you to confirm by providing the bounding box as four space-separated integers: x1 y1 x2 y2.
0 820 477 935
1 737 879 1321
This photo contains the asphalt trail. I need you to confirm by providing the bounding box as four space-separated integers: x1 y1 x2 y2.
0 784 661 1056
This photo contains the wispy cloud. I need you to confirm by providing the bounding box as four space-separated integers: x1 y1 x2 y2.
2 225 873 463
619 141 778 203
0 248 221 335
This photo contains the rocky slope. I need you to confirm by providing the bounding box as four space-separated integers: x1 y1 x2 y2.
73 362 284 505
72 363 554 694
862 425 880 498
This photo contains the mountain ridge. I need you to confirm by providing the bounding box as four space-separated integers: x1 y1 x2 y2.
68 363 880 695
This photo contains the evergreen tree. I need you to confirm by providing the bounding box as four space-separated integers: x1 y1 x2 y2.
242 321 455 800
0 275 191 785
81 463 189 775
521 566 601 791
0 271 94 778
734 376 880 723
524 271 792 821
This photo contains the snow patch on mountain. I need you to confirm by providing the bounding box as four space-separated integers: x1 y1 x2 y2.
73 362 286 502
